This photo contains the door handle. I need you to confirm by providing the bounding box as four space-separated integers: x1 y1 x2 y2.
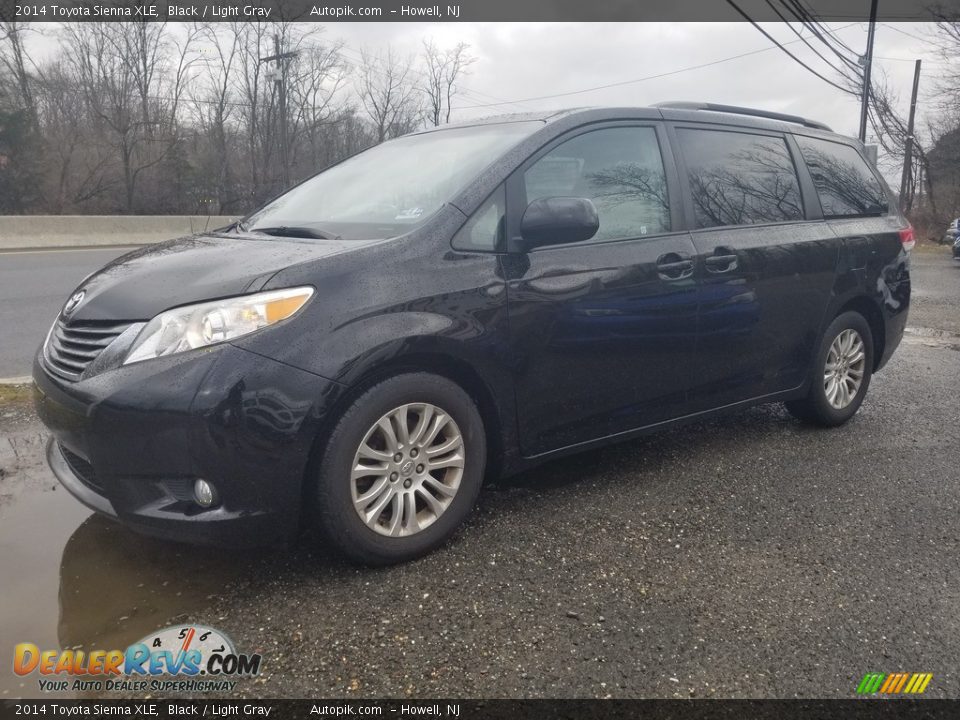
656 253 694 280
705 249 739 273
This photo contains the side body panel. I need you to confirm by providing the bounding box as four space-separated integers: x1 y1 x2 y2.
501 121 701 456
236 207 522 466
503 234 699 456
686 222 840 409
823 216 911 370
667 123 841 410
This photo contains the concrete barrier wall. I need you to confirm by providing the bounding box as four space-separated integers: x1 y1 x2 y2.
0 215 238 250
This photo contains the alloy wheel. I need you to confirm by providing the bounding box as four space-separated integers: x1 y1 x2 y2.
823 328 866 410
350 403 465 537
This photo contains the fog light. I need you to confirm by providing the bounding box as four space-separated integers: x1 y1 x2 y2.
194 479 217 507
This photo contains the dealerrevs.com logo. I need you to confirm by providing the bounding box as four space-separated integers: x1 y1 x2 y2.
13 625 262 693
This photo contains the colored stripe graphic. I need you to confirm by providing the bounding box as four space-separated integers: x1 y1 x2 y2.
857 673 885 694
856 672 932 695
879 674 896 693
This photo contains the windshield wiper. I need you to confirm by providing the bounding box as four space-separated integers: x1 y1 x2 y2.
250 225 341 240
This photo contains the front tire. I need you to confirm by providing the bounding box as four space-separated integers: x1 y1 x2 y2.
314 372 486 565
785 311 874 427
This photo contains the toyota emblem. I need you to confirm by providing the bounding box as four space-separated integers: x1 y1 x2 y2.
63 290 85 316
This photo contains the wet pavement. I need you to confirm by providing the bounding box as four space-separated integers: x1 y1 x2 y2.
0 247 958 699
0 392 265 697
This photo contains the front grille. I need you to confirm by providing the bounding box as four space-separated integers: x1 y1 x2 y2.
59 444 105 494
45 318 131 381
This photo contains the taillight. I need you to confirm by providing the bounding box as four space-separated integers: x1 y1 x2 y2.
899 225 915 252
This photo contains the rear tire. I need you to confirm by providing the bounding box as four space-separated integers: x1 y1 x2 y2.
313 372 486 565
785 311 874 427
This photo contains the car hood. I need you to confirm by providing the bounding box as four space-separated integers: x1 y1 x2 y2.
66 234 380 322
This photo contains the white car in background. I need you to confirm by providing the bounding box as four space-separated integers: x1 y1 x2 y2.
944 218 960 245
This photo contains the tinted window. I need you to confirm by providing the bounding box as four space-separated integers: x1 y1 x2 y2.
678 129 803 229
523 127 670 243
795 136 889 217
452 186 505 251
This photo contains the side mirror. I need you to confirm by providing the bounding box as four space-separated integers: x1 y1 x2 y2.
518 197 599 250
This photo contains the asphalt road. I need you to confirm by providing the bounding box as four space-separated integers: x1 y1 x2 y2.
0 248 958 700
0 248 133 378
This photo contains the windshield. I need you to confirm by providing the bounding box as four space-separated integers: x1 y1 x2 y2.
243 121 542 240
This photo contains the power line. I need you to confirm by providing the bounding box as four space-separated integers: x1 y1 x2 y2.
725 0 856 95
451 22 861 111
779 0 863 73
796 3 860 55
875 54 942 63
879 22 930 44
763 0 849 76
819 22 859 54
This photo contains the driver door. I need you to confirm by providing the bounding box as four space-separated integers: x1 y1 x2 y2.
503 123 700 457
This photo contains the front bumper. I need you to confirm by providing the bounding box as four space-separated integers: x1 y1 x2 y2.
34 343 343 547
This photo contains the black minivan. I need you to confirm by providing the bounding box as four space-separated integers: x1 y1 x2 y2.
34 103 912 564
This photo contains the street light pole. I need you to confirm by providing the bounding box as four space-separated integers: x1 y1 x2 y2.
259 35 298 189
899 59 922 213
858 0 879 142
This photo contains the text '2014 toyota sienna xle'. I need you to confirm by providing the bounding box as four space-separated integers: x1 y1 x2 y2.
34 103 912 564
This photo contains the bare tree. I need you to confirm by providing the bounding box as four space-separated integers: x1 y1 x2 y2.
287 37 348 178
0 22 482 214
420 39 475 126
34 61 117 211
0 21 39 124
188 23 242 211
356 45 420 143
825 52 933 217
231 22 323 199
60 22 198 212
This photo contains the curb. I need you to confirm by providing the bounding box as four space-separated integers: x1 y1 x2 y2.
0 376 32 385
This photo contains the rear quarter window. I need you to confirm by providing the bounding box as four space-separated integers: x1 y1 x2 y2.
676 128 804 229
794 135 889 218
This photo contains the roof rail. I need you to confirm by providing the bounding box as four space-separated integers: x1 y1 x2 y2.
653 101 832 132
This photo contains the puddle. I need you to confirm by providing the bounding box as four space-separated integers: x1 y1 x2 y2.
0 423 263 698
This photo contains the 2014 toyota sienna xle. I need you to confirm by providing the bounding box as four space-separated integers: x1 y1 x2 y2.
33 103 912 564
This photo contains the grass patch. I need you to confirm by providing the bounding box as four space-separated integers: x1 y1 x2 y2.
913 242 952 254
0 384 33 407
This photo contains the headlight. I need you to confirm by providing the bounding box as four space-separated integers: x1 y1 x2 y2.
123 287 314 365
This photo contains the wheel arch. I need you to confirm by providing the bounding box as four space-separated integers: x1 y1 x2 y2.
301 346 510 517
835 295 885 371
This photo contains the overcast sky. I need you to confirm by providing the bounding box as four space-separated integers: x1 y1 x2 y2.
322 22 940 137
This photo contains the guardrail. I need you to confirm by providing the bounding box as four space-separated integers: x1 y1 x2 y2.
0 215 238 250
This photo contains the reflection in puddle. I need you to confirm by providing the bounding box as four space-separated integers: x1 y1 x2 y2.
0 426 264 697
58 515 261 652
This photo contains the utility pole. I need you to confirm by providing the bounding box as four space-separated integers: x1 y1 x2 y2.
899 59 922 213
858 0 879 142
260 35 298 188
